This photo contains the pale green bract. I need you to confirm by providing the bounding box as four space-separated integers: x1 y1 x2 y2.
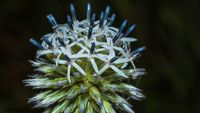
24 3 145 113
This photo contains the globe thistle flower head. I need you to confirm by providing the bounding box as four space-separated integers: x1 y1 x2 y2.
24 3 145 113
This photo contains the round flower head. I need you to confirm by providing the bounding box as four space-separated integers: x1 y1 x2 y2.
24 3 145 113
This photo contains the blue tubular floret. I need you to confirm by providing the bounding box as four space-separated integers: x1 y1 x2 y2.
90 13 96 26
108 14 115 26
130 47 146 57
99 12 104 28
90 42 96 54
67 15 73 30
70 4 77 22
113 20 127 43
87 3 91 22
104 6 110 20
30 38 44 49
88 26 93 39
123 24 136 37
43 37 53 48
46 14 57 27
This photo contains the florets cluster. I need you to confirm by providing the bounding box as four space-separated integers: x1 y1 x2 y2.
24 3 145 113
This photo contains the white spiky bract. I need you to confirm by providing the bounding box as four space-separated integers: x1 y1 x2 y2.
24 3 145 113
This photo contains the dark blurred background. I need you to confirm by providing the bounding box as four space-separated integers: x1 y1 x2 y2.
0 0 200 113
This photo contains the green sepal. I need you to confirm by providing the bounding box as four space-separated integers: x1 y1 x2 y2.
85 101 94 113
102 100 116 113
64 96 79 113
78 95 89 113
66 85 80 99
89 86 102 106
52 100 69 113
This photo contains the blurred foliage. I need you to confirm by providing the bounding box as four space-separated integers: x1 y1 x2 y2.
0 0 200 113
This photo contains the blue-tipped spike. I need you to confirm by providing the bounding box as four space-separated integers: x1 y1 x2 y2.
70 4 76 22
43 37 53 48
67 15 73 30
30 38 44 49
90 13 96 26
99 12 104 28
64 54 71 62
108 14 116 26
110 56 119 63
90 42 96 54
113 20 127 43
88 26 93 39
123 24 136 37
130 47 145 57
58 38 66 47
87 3 91 22
104 6 110 20
118 20 128 35
46 14 57 27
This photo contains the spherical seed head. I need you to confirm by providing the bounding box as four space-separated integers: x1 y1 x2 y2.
24 3 145 113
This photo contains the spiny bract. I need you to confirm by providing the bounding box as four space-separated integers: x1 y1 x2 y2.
24 3 145 113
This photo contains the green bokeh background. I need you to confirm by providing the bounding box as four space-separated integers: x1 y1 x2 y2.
0 0 200 113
